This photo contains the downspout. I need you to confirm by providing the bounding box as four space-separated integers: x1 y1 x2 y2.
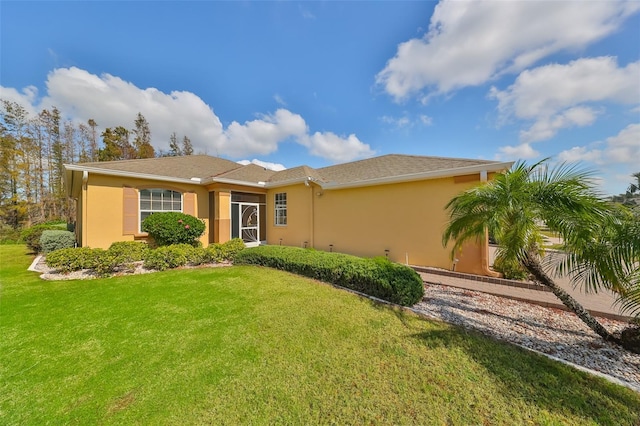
82 171 88 247
479 170 501 277
309 182 315 248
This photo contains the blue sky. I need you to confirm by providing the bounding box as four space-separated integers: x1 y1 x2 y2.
1 1 639 194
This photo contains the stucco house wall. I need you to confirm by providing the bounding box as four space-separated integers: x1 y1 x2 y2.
266 184 313 248
77 174 210 249
65 154 512 276
265 174 487 274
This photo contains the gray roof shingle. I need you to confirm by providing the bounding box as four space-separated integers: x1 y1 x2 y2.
75 155 242 180
69 153 508 187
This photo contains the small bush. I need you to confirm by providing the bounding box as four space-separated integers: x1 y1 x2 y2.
92 249 122 276
143 244 192 270
493 257 530 281
235 246 424 306
21 224 64 253
141 212 205 246
108 241 150 263
0 226 21 245
40 230 76 253
206 238 246 263
46 247 98 273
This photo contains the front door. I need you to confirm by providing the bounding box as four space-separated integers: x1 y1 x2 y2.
239 203 260 247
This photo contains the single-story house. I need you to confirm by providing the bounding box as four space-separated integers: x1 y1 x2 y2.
64 154 512 275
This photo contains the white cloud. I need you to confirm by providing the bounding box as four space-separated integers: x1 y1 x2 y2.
419 114 433 126
237 159 287 171
518 106 600 143
379 114 433 128
376 0 639 101
0 67 372 163
604 123 640 163
557 123 640 165
380 115 410 128
274 94 286 106
490 57 640 142
496 143 539 160
0 85 40 117
221 109 307 157
557 146 603 164
299 132 374 163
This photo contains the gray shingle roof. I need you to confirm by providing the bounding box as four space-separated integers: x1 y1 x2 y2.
216 163 277 182
315 154 498 184
268 165 325 184
68 153 508 187
75 155 241 180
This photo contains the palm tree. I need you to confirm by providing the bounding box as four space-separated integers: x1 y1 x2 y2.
442 159 631 346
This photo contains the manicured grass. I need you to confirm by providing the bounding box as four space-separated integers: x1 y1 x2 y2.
1 245 639 425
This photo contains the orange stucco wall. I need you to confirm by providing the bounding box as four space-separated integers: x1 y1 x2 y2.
266 184 313 248
81 174 210 249
75 170 492 274
266 175 489 274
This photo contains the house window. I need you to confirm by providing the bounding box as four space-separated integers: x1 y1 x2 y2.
274 192 287 226
139 189 182 231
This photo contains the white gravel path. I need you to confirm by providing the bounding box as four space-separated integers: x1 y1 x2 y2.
412 283 640 392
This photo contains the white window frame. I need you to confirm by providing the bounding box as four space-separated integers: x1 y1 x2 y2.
274 192 287 226
139 189 183 232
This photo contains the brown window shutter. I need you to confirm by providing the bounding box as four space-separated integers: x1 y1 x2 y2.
123 187 138 235
183 192 196 216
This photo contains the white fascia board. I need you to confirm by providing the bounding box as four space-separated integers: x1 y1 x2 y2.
207 177 266 188
263 177 316 189
63 164 206 186
319 162 513 190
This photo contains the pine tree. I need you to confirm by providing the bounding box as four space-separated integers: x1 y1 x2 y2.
133 112 155 158
182 135 193 155
87 119 99 161
168 132 181 156
99 128 123 161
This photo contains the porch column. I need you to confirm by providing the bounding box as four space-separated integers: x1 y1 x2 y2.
214 190 231 243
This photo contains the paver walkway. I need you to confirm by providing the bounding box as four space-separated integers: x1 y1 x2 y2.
415 267 629 321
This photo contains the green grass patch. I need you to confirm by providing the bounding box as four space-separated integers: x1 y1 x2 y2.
1 245 639 424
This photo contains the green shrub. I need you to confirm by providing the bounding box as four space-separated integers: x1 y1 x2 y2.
143 244 192 270
46 247 98 273
141 212 205 246
0 226 21 245
493 256 530 281
21 224 63 253
235 246 424 306
108 241 150 263
206 238 246 263
40 230 76 253
92 249 122 276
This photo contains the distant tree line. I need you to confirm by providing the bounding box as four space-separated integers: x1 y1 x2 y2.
0 99 194 229
611 172 640 213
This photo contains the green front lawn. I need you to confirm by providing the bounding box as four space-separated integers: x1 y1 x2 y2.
1 245 639 425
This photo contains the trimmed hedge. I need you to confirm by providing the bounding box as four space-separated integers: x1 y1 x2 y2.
40 230 76 253
21 223 66 253
143 239 247 271
46 247 98 273
234 246 424 306
45 238 245 276
108 241 150 263
141 212 205 246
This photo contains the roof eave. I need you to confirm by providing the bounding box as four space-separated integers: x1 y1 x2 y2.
208 177 266 188
63 164 206 186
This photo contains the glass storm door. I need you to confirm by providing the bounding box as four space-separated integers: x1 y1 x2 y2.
240 203 260 247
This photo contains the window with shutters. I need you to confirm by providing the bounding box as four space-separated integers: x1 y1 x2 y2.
139 189 182 231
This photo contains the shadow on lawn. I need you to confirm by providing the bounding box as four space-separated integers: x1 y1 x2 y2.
411 327 640 424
